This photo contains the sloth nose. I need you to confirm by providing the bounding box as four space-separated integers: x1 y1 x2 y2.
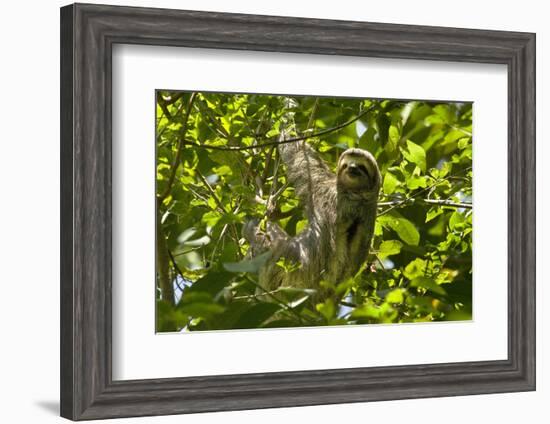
348 163 361 176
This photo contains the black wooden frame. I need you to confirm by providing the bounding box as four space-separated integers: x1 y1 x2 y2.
60 3 536 421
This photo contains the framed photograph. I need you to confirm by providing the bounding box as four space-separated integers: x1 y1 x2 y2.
60 3 536 420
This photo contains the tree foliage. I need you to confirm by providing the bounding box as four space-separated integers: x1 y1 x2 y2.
155 91 473 332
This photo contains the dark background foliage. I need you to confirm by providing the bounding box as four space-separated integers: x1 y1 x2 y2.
155 91 473 332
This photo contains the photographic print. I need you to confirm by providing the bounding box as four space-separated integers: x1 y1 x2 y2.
155 91 473 332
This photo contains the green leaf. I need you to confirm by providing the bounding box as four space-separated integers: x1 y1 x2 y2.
387 125 400 152
156 300 189 332
233 303 282 328
383 172 400 195
187 271 233 296
386 289 404 304
424 114 446 126
177 227 197 243
378 240 403 258
181 235 211 247
403 258 427 280
400 101 417 126
207 197 218 210
174 251 204 271
213 165 232 176
296 219 308 234
374 220 383 236
385 216 420 246
410 277 447 296
426 207 443 223
178 292 225 318
405 175 428 190
351 304 380 319
444 130 468 144
449 211 466 231
179 291 212 305
223 251 272 273
286 294 312 309
433 104 454 124
179 302 225 318
202 210 222 227
458 137 471 150
316 298 336 322
262 319 300 328
401 140 426 172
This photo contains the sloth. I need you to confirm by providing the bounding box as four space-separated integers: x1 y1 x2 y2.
244 135 381 301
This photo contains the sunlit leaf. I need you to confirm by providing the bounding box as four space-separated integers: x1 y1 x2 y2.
410 277 447 296
316 298 336 322
351 304 380 319
383 172 400 195
378 240 403 258
426 207 443 223
404 258 428 280
182 235 211 247
384 215 420 246
386 289 404 304
401 140 426 172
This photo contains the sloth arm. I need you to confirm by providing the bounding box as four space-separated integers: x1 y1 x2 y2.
242 219 290 254
278 141 336 220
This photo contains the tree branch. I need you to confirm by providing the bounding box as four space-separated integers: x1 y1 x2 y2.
158 92 197 201
378 198 472 210
241 274 314 324
196 170 244 259
179 105 374 152
167 248 185 279
421 199 472 209
156 201 175 306
378 167 472 216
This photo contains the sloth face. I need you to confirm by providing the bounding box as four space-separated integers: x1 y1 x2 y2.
337 148 380 192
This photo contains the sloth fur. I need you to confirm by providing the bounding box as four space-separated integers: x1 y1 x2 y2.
244 137 381 299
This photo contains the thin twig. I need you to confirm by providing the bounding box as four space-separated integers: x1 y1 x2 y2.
196 170 224 211
306 98 319 131
158 93 197 201
210 223 230 263
172 246 203 257
194 99 229 138
162 92 185 106
377 198 472 210
179 106 374 152
233 287 288 301
167 249 185 278
260 147 275 184
210 203 242 263
449 124 472 137
196 169 244 259
374 254 387 270
378 167 472 216
242 275 313 324
422 199 472 209
156 100 185 144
